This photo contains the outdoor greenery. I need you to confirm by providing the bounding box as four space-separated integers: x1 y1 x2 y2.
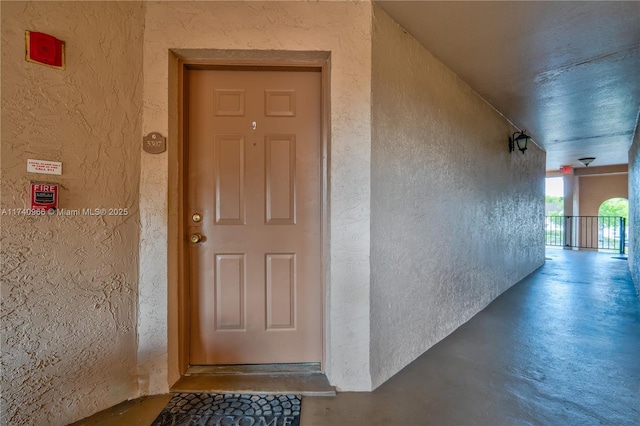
545 195 564 216
598 198 629 221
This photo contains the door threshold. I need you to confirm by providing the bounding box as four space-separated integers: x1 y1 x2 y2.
171 363 335 397
186 363 321 376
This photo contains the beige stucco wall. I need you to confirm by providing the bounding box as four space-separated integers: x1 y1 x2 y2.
140 0 373 392
629 116 640 296
369 6 546 388
1 2 144 425
578 173 628 216
1 1 561 423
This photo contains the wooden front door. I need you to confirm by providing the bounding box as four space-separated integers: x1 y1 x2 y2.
187 68 322 365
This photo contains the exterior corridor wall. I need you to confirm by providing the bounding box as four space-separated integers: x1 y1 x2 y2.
629 116 640 296
578 173 628 217
0 2 556 424
1 2 144 424
140 1 373 394
370 6 546 388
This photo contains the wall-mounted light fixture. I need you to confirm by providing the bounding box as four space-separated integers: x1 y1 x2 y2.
509 130 531 154
578 157 595 167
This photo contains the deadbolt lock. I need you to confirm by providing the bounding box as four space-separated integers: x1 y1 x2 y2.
190 233 203 243
192 213 203 223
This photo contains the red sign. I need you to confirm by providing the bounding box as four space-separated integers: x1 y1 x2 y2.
30 183 58 211
560 165 573 175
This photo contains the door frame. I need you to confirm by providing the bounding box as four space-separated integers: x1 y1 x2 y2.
167 50 331 381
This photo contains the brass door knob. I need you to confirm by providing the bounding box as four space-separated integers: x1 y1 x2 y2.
190 233 203 243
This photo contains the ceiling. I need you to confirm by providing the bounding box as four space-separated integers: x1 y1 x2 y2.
376 0 640 171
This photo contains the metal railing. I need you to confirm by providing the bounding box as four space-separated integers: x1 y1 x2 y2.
545 216 627 254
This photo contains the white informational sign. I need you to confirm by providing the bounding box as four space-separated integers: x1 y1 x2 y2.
27 159 62 175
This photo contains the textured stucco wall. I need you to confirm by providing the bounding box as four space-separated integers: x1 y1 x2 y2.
578 173 628 216
370 6 546 388
629 118 640 296
0 2 144 425
141 1 373 392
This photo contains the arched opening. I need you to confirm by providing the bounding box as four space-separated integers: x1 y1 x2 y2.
598 198 629 254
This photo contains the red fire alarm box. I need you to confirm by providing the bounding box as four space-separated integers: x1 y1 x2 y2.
30 183 59 211
25 31 65 69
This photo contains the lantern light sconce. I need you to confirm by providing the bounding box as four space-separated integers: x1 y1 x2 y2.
578 157 596 167
509 130 531 154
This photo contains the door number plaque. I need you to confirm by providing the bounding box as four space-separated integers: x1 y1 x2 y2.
143 132 166 154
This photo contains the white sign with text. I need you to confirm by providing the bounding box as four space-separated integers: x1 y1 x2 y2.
27 159 62 175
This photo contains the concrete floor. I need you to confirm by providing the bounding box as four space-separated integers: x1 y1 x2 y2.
75 249 640 425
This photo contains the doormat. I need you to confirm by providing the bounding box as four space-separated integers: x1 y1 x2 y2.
151 393 302 426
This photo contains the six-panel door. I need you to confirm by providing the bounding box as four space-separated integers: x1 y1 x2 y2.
187 69 322 364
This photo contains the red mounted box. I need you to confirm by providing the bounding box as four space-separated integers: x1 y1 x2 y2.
25 31 65 69
30 183 58 211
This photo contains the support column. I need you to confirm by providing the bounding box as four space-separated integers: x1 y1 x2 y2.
563 172 579 249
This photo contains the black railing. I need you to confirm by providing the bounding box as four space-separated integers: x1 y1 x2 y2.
545 216 627 254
